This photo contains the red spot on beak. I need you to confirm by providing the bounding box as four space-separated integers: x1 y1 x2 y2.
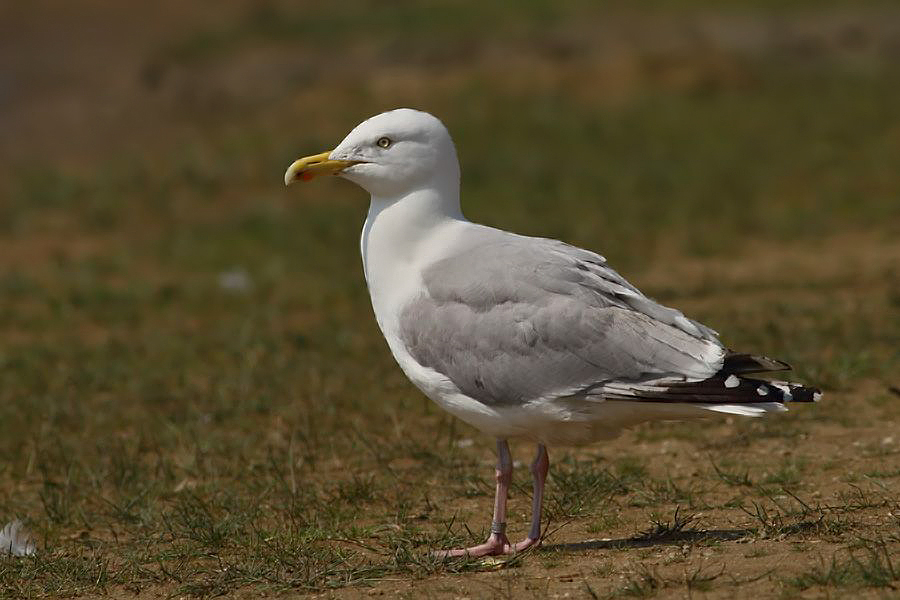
300 172 314 182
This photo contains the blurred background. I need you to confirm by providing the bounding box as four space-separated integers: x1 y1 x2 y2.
0 1 898 597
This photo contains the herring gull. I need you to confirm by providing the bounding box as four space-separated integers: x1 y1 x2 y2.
284 108 821 558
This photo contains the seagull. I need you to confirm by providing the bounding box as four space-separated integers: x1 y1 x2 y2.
284 108 821 558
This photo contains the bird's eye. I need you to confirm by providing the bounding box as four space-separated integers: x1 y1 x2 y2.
376 136 392 148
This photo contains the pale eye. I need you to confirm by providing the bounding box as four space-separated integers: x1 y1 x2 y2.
376 136 392 149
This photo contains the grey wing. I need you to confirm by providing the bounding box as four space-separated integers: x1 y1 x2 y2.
398 232 726 406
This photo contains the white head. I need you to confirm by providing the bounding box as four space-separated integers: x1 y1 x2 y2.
285 109 460 199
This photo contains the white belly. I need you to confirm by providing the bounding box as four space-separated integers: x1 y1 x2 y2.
384 335 648 446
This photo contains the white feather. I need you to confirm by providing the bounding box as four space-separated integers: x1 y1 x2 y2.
699 402 787 417
0 520 35 557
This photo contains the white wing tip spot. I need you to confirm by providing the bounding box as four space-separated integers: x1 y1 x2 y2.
724 375 740 388
771 382 793 402
757 385 768 396
813 391 822 402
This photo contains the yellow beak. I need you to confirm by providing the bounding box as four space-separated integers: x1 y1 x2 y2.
283 151 357 185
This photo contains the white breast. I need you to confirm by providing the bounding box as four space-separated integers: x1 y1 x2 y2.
360 192 467 334
360 191 517 431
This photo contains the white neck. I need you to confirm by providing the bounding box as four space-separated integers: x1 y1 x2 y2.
359 183 467 331
361 182 463 273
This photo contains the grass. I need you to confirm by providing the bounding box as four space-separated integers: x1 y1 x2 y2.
787 537 899 591
1 1 900 598
634 509 699 543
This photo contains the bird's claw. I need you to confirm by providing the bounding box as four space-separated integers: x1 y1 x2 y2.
433 534 540 559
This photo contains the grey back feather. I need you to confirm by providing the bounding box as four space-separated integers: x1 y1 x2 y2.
398 229 724 406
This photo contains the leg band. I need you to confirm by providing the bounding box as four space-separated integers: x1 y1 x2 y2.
490 521 507 535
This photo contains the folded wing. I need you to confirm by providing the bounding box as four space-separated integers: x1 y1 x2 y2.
399 231 728 406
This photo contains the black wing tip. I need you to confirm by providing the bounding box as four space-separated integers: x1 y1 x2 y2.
793 386 823 403
721 352 792 375
600 376 822 405
752 379 821 403
719 353 823 403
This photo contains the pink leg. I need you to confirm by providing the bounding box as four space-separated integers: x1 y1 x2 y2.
436 442 551 558
512 444 549 552
436 439 514 558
